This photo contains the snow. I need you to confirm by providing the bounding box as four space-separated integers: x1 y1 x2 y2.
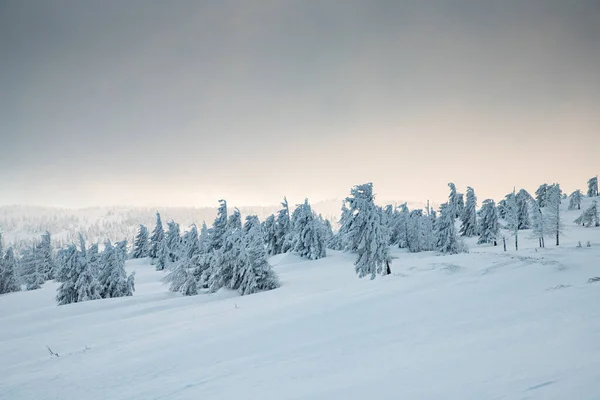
1 201 600 399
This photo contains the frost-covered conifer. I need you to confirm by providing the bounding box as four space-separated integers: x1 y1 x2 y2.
568 190 583 210
132 225 150 258
155 238 169 271
588 176 599 197
163 255 198 296
407 209 425 253
150 212 165 259
98 240 134 298
530 201 550 248
211 200 228 251
497 199 507 219
262 215 277 255
165 220 181 262
447 183 463 218
460 187 477 237
237 216 279 295
87 242 100 276
504 190 520 250
55 244 101 305
181 224 200 260
545 184 563 246
535 184 549 207
516 189 532 230
436 203 463 254
290 199 326 260
574 201 599 227
20 245 44 290
275 198 292 254
207 209 245 292
37 231 55 280
477 199 499 245
0 248 20 294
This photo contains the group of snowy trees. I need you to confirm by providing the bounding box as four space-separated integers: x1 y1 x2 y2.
132 202 281 297
55 235 135 305
0 233 20 294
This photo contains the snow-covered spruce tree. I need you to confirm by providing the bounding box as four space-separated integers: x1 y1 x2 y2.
290 199 326 260
569 190 583 210
275 198 292 254
149 212 165 259
460 186 477 237
165 220 181 262
98 240 134 298
530 201 550 248
436 203 464 254
545 183 563 246
19 245 44 290
321 216 334 246
447 183 463 218
516 189 532 230
0 248 20 294
588 176 599 197
535 184 549 207
477 199 499 245
340 183 391 278
87 242 100 277
132 224 150 259
37 231 55 280
330 202 352 251
237 216 280 295
162 254 198 296
395 203 410 249
55 244 101 305
155 238 169 271
407 209 424 253
207 209 245 292
497 199 507 219
181 224 200 260
504 190 520 251
262 214 277 255
574 201 599 227
211 200 229 251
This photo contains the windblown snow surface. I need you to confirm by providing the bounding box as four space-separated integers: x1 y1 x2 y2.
2 201 600 399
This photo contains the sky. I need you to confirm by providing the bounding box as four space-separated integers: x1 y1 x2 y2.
1 0 599 209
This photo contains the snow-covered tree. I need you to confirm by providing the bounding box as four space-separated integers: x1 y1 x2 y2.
574 201 599 227
19 245 44 290
407 209 425 253
477 199 499 245
460 186 477 237
37 231 55 280
181 224 200 260
149 212 165 259
341 183 391 279
132 225 150 258
530 201 550 248
165 220 181 262
237 216 280 295
588 176 599 197
207 209 245 292
290 199 326 260
211 200 228 251
262 215 277 255
436 203 463 254
329 202 352 251
545 183 563 246
497 199 508 219
275 198 292 254
447 183 464 218
55 244 101 305
535 184 549 207
155 238 169 271
87 242 100 276
569 190 583 210
504 190 520 251
98 240 134 298
0 248 20 294
395 203 410 249
163 255 198 296
516 189 532 230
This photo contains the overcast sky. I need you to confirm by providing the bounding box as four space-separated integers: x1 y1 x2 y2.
1 0 599 208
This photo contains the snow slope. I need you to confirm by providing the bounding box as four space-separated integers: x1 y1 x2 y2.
1 202 600 399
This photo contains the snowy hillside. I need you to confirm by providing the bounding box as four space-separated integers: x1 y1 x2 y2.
1 200 600 399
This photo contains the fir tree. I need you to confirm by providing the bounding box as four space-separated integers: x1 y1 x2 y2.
447 183 463 218
181 224 200 260
545 184 563 246
155 238 169 271
207 210 245 292
407 209 425 253
238 216 280 295
460 186 477 237
38 231 55 280
55 244 101 305
163 256 198 296
150 212 165 259
516 189 532 230
87 243 100 277
505 190 520 250
211 200 228 251
588 176 599 197
574 201 599 227
535 184 549 207
262 214 278 255
275 198 292 254
132 225 150 258
436 203 463 254
20 245 44 290
568 190 583 210
0 248 20 294
98 240 134 298
290 199 326 260
530 201 550 248
477 199 499 245
165 220 181 262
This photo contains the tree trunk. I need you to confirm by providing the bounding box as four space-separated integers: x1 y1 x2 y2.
556 231 559 246
503 237 506 251
385 261 391 275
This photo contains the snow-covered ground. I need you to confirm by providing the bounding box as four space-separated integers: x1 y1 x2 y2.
1 202 600 399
